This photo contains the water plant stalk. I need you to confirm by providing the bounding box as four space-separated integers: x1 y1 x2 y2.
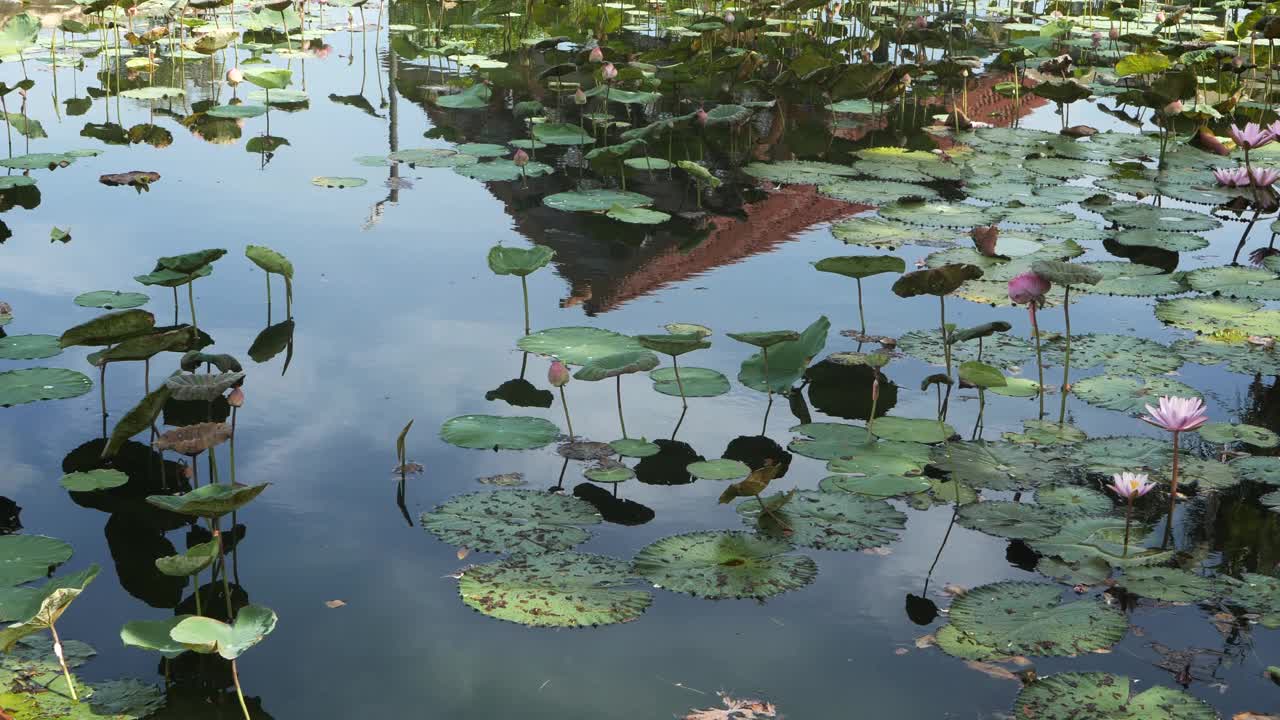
761 346 773 435
231 659 252 720
855 277 866 336
615 376 627 438
1028 303 1045 419
1058 285 1072 424
1163 430 1182 548
520 275 530 335
558 385 574 441
49 623 77 702
1122 494 1134 558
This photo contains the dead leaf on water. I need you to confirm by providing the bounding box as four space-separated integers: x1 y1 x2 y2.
457 547 471 560
964 661 1019 681
1232 713 1278 720
894 647 909 656
478 472 525 486
943 583 967 597
324 600 346 609
914 634 936 649
683 693 778 720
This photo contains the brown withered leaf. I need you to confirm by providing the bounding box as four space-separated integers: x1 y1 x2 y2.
324 599 346 609
683 693 778 720
1233 714 1278 720
154 422 231 455
100 171 161 192
964 661 1019 681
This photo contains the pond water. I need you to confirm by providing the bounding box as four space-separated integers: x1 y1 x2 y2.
1 1 1280 718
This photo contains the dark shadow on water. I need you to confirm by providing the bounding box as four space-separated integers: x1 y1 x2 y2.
806 361 897 422
721 435 792 478
634 439 703 486
104 512 187 609
485 378 554 408
572 483 655 525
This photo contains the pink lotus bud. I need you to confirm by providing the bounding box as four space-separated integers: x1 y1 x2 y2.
127 5 137 15
226 67 244 85
901 73 912 86
227 387 244 407
696 108 708 125
1050 10 1062 19
1162 99 1183 115
724 11 734 22
1109 27 1119 39
588 47 603 63
513 148 529 167
601 62 617 81
548 360 570 387
1091 31 1102 47
871 377 879 405
574 87 587 105
913 15 926 29
1155 11 1165 22
1007 271 1050 306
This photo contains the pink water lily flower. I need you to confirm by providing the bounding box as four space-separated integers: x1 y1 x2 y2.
1249 167 1280 188
1229 122 1275 151
1007 271 1051 305
226 67 244 86
1213 167 1251 187
601 62 617 81
1269 120 1280 138
1142 395 1208 432
1109 472 1156 499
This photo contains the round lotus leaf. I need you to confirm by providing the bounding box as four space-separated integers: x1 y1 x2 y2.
959 360 1006 388
439 415 560 450
1187 266 1280 300
1229 456 1280 486
892 264 984 298
170 605 277 660
73 290 149 310
531 122 594 145
990 377 1041 397
457 159 554 182
1077 262 1190 297
458 552 651 628
206 104 267 119
487 244 554 277
932 441 1073 491
633 530 816 599
949 581 1127 656
0 335 61 361
725 330 801 349
1155 457 1238 491
1031 516 1174 568
153 541 218 577
740 490 906 550
0 535 73 586
1226 573 1280 628
1030 259 1102 287
1113 228 1209 252
831 217 956 250
1072 375 1200 414
584 465 634 484
956 501 1062 540
649 367 728 397
623 157 673 171
59 469 127 492
311 176 367 189
743 160 859 185
1040 334 1182 376
1099 201 1222 232
880 199 992 228
1198 422 1278 447
610 438 659 457
1263 489 1280 513
787 423 872 460
0 368 93 406
388 149 478 167
817 179 939 206
637 333 710 357
134 264 213 288
248 88 307 104
868 416 953 443
1070 436 1173 476
1119 567 1216 602
1036 486 1112 516
824 441 931 476
606 205 670 224
896 328 1031 372
456 142 509 157
517 327 642 366
1035 556 1112 586
83 679 166 718
812 255 906 280
934 623 1005 660
1025 157 1114 180
686 459 750 481
1039 219 1113 242
421 490 601 555
1013 672 1217 720
1156 297 1280 337
817 473 930 497
573 350 660 381
145 483 268 518
1003 420 1088 446
991 205 1077 226
905 477 978 510
544 189 653 212
1173 337 1280 375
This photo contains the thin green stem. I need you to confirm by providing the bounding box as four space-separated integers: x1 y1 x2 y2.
1030 304 1044 420
1122 497 1133 558
1164 431 1181 549
856 277 866 336
49 624 77 702
1058 285 1072 425
671 355 688 409
215 518 234 620
558 386 574 440
231 659 252 720
616 376 627 439
520 276 530 335
193 573 203 616
939 296 951 379
188 280 199 332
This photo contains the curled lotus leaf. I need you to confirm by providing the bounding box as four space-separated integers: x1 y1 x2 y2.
517 327 642 366
956 501 1061 540
573 351 660 381
725 330 801 349
1119 567 1217 602
1030 259 1102 287
1186 266 1280 301
1197 422 1278 447
632 530 817 600
245 245 293 279
738 315 829 393
891 264 984 298
89 326 198 365
134 264 212 288
951 321 1012 343
434 83 491 109
686 459 751 481
1030 516 1174 568
457 552 651 628
157 249 226 275
59 309 155 347
0 535 74 586
121 616 192 657
58 469 127 492
948 581 1127 656
868 416 953 444
0 565 100 652
486 244 555 277
0 335 61 361
181 351 241 374
813 255 906 280
153 422 232 455
664 323 712 338
164 372 244 401
1071 375 1200 414
420 490 601 555
104 385 170 459
440 415 560 450
153 541 218 577
145 483 268 518
1013 672 1217 720
73 290 149 310
649 367 729 397
636 333 710 357
0 368 93 407
169 605 277 660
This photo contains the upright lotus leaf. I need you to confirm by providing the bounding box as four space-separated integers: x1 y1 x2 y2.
103 385 170 458
739 316 830 393
1013 673 1217 720
145 483 269 518
157 249 227 275
0 565 99 652
725 331 801 349
947 581 1127 656
59 309 155 348
242 68 292 91
0 13 40 57
487 245 555 277
951 321 1012 343
738 490 906 551
573 351 660 381
1119 567 1216 602
932 441 1073 491
1199 423 1279 448
245 245 293 279
164 372 245 401
1031 260 1102 287
169 605 277 659
517 327 642 366
440 415 559 450
121 616 192 658
959 361 1006 388
632 531 817 600
87 326 197 365
0 536 74 586
0 368 93 407
457 552 651 628
181 352 242 374
891 264 983 297
1031 517 1174 568
956 502 1062 540
813 255 906 279
1225 573 1280 628
58 469 127 492
153 541 218 577
420 490 601 555
134 264 213 288
636 333 711 357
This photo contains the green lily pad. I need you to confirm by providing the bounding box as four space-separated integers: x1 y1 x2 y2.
896 328 1031 372
206 104 268 119
738 315 829 393
73 291 149 310
440 415 560 450
787 423 871 460
531 122 594 145
1035 556 1113 587
959 360 1006 389
518 327 642 366
487 244 554 277
1031 517 1174 568
813 255 906 280
817 473 931 497
0 535 73 587
932 441 1073 491
686 459 750 480
145 483 268 518
121 616 191 658
1119 567 1216 602
456 159 555 182
388 148 478 167
584 465 634 484
0 335 61 360
457 143 516 157
1113 228 1209 252
153 541 218 577
1030 259 1102 287
1155 457 1238 491
312 176 367 189
831 217 955 250
0 368 93 406
1069 437 1173 476
1072 375 1201 414
905 477 978 510
1078 262 1190 297
458 552 651 628
622 157 673 171
1003 420 1088 446
606 204 670 224
1229 456 1280 486
609 438 660 457
824 441 931 476
1263 489 1280 513
1156 297 1280 337
818 179 939 206
170 605 277 659
868 416 953 443
1013 672 1217 720
1198 423 1278 447
59 309 154 347
948 581 1127 656
934 623 1007 661
649 367 729 397
1226 573 1280 628
1173 337 1280 375
741 489 906 549
879 199 992 228
58 469 127 492
1036 486 1112 516
434 83 491 109
1187 266 1280 300
744 160 859 185
956 501 1062 540
421 490 601 555
86 678 166 718
1099 201 1222 233
632 530 817 600
1040 334 1182 376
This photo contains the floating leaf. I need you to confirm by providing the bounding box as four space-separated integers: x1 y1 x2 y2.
610 438 660 457
1031 517 1174 568
1072 375 1200 414
0 335 61 361
0 536 73 587
58 469 127 492
948 581 1127 656
606 204 670 224
311 176 367 189
517 327 642 366
0 368 93 406
956 501 1062 540
458 552 651 627
1035 486 1112 516
1013 672 1217 720
421 490 601 555
933 441 1073 491
687 459 750 480
1119 567 1216 602
73 291 149 310
869 416 953 444
649 367 729 397
1198 423 1278 447
632 531 817 600
440 415 560 450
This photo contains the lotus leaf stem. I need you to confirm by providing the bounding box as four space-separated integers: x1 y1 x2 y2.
615 376 627 438
1058 285 1071 425
670 354 688 409
193 573 203 616
265 271 272 321
188 280 199 332
1028 304 1044 420
172 286 180 325
558 385 574 441
215 518 235 620
939 295 951 378
761 346 772 435
231 658 251 720
520 275 530 335
49 623 77 702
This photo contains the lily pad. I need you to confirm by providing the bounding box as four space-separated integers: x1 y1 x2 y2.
1071 375 1200 414
818 474 931 497
421 490 601 555
1120 567 1216 602
606 205 670 224
531 122 594 146
440 415 560 450
311 176 367 189
787 423 871 460
0 368 93 406
1198 423 1278 447
1187 266 1280 300
1156 297 1280 337
456 159 554 182
458 552 651 628
58 469 127 492
1174 337 1280 375
1229 456 1280 486
1036 486 1112 516
518 327 642 366
687 459 750 481
649 367 729 397
584 465 634 484
1078 262 1190 297
632 530 817 600
0 535 73 586
73 291 149 310
868 416 953 444
956 501 1062 540
1099 201 1222 233
609 438 660 457
948 581 1127 656
1069 437 1173 476
170 605 277 659
0 335 61 361
1226 573 1280 628
1031 517 1174 568
932 441 1073 491
896 328 1031 371
1113 228 1209 252
1040 334 1182 376
1013 672 1217 720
